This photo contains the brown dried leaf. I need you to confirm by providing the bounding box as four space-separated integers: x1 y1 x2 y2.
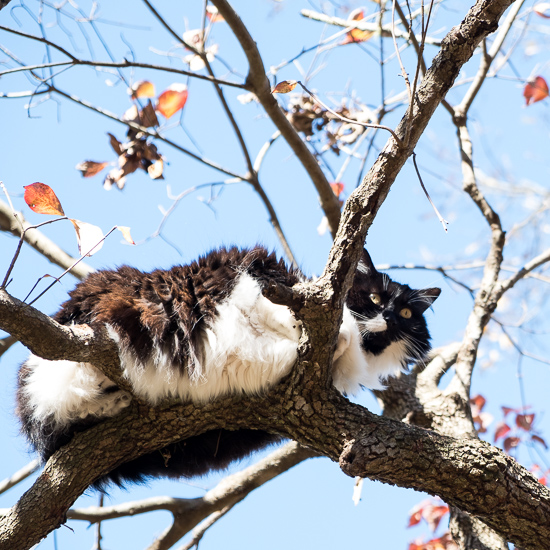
108 133 123 155
138 100 159 128
75 161 109 178
272 80 298 94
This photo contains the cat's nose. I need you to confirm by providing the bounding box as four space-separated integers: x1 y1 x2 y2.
382 310 397 325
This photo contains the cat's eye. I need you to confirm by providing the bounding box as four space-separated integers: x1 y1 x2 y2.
400 307 412 319
369 293 381 305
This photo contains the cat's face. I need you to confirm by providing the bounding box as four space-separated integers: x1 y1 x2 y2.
347 249 440 365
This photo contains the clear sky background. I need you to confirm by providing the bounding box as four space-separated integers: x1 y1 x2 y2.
1 1 550 548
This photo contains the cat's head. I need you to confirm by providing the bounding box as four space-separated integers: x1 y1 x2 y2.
347 249 440 367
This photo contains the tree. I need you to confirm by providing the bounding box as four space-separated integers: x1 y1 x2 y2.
1 0 550 549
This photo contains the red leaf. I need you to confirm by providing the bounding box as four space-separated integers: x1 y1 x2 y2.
494 422 511 442
470 394 486 413
272 80 298 94
75 161 109 178
531 434 548 449
534 3 550 17
501 406 517 417
23 182 65 216
503 436 521 452
423 504 449 532
330 182 345 198
407 510 423 528
523 76 549 105
516 413 535 431
156 84 188 118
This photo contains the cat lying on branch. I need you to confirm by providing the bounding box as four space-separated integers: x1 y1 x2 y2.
16 246 439 489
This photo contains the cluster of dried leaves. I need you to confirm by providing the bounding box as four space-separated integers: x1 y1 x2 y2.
76 82 189 189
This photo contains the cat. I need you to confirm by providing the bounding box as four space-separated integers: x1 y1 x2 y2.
16 246 440 489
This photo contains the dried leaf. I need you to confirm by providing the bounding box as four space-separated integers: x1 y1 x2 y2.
534 2 550 17
139 100 159 128
75 161 109 178
156 84 188 118
523 76 549 105
23 182 65 216
129 80 156 99
494 422 511 442
503 436 521 452
117 226 135 245
516 413 535 431
108 133 123 155
501 406 517 417
272 80 298 94
70 219 104 256
147 158 164 180
407 510 423 528
532 434 548 449
330 182 345 198
342 9 374 44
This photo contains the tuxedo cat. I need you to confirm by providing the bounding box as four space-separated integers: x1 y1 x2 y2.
16 246 439 488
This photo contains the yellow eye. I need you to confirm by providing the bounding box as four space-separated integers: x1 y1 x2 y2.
369 293 381 305
400 308 412 319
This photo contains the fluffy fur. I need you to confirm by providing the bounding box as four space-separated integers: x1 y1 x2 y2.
16 246 439 488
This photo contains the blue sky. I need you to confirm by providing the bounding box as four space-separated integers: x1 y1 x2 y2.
1 1 550 548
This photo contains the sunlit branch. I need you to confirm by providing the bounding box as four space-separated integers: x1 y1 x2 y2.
300 9 443 46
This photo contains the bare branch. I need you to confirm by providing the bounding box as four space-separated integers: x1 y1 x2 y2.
0 199 94 281
0 460 40 496
212 0 342 238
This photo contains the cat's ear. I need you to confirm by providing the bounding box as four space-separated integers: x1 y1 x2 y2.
416 288 441 313
358 248 377 275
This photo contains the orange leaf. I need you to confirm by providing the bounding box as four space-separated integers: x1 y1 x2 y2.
70 219 105 256
130 80 156 99
330 182 345 197
117 226 135 245
23 182 65 216
206 5 224 22
156 84 188 118
75 161 109 178
523 76 549 105
342 8 374 44
407 510 423 528
272 80 298 94
470 394 486 413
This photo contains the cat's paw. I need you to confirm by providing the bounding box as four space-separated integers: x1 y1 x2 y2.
334 324 351 361
266 305 302 341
